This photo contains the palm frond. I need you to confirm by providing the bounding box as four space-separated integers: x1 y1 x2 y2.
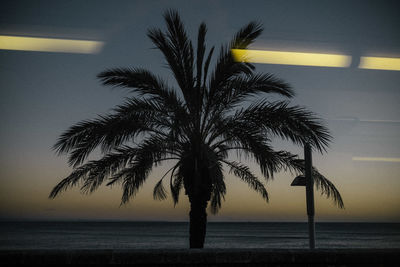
49 166 89 199
97 68 166 94
313 169 344 209
232 100 332 153
209 161 226 214
152 162 180 201
164 9 194 90
202 46 214 88
153 178 168 201
209 118 283 178
53 95 188 167
196 23 207 89
97 68 188 115
170 163 184 206
223 160 269 202
147 10 195 110
195 22 207 114
208 22 263 98
289 158 344 209
201 22 263 136
226 73 294 103
54 113 146 167
117 144 163 204
230 21 263 49
202 74 293 144
105 135 180 204
49 146 136 198
117 161 152 204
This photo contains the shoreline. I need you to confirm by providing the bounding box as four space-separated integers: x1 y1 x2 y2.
2 249 399 266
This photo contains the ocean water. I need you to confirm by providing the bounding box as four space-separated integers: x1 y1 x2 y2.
1 222 399 249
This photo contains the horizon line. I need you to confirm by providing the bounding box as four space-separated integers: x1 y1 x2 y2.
1 219 399 224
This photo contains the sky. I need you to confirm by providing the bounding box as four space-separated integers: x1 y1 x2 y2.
0 0 399 222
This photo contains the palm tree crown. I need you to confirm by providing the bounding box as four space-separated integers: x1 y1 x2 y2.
50 10 343 248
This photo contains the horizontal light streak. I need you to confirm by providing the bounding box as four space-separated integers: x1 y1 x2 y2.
359 119 400 124
0 35 104 54
231 49 351 68
352 157 400 163
359 56 400 71
332 118 400 124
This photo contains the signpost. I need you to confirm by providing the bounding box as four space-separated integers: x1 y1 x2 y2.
291 142 315 249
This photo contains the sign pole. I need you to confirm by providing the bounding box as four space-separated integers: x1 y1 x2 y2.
304 142 315 249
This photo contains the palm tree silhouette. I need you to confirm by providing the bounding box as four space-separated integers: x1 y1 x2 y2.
50 10 343 248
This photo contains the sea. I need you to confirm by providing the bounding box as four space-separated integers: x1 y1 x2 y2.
1 222 399 249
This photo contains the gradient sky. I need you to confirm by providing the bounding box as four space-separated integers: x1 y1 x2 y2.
0 0 399 222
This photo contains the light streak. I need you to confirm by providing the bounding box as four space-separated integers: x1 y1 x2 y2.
0 35 104 54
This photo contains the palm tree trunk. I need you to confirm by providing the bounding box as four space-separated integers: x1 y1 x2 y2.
189 196 208 248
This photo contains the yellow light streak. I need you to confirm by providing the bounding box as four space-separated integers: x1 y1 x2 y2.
231 49 351 67
359 56 400 71
0 35 104 54
352 157 400 163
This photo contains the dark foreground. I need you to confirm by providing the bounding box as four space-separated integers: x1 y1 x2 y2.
1 249 399 266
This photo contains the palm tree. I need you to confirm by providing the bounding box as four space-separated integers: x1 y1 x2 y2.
50 10 344 248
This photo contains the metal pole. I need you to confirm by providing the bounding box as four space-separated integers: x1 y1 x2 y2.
304 142 315 249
